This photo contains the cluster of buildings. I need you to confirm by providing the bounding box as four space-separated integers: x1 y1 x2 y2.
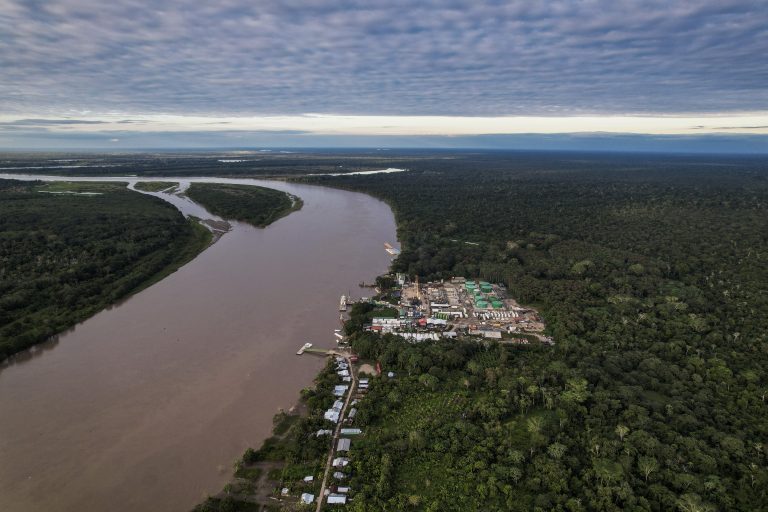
364 275 552 344
312 357 371 506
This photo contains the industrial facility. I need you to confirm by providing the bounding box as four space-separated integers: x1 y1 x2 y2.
364 275 552 345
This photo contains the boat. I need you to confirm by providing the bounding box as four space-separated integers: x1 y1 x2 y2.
384 242 401 255
339 295 347 311
296 342 313 355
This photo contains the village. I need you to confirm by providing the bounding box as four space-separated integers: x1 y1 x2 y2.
292 275 553 509
361 275 553 346
205 274 552 511
299 355 372 509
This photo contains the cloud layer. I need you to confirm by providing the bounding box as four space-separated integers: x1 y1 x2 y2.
2 0 767 117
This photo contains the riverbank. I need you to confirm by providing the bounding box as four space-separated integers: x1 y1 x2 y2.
0 179 212 362
195 348 372 512
0 175 398 512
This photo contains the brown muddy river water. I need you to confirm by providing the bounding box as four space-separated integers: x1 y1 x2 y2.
0 176 398 512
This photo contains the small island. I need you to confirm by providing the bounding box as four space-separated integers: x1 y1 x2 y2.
186 183 302 228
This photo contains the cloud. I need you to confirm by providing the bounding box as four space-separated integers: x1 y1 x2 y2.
2 113 767 136
4 118 108 126
710 126 768 130
0 0 766 118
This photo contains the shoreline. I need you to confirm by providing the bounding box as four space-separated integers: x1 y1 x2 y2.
0 174 399 512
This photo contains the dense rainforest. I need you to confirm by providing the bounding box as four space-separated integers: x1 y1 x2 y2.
185 183 301 228
5 151 767 511
296 153 768 511
0 179 210 361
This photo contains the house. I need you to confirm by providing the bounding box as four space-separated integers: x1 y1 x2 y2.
333 385 349 396
337 438 351 452
340 428 362 435
300 493 315 504
469 329 502 339
303 475 314 482
333 471 346 479
316 429 333 437
332 457 349 467
399 332 439 342
325 401 344 422
327 494 347 505
336 486 351 494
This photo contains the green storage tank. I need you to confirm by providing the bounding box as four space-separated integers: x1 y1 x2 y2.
481 285 493 293
476 300 489 308
492 301 503 309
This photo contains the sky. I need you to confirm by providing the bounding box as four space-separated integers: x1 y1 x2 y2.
1 0 767 152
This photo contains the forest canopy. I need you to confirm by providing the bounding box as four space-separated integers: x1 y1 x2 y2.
300 153 768 511
185 183 301 228
0 179 210 361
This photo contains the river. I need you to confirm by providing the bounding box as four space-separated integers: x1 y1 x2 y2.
0 175 398 512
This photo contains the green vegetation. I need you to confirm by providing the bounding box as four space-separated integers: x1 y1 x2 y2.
186 183 302 228
302 154 768 511
37 181 116 193
134 181 178 192
0 179 211 360
343 303 399 335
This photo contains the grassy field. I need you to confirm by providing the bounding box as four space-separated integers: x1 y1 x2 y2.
133 181 178 192
37 181 127 193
